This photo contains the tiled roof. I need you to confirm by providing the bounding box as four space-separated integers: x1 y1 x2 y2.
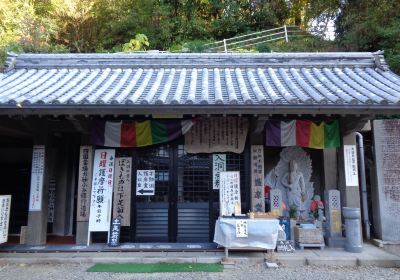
1 52 400 112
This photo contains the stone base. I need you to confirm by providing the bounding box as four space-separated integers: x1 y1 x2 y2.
75 221 89 245
372 239 400 257
372 239 400 247
221 258 235 269
325 236 345 248
265 262 279 268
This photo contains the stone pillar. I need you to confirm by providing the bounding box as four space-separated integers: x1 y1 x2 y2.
323 148 337 191
27 132 52 245
270 189 282 216
338 132 361 208
372 120 400 241
324 190 345 247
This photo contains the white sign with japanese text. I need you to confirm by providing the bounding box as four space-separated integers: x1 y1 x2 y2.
113 157 132 226
29 145 45 211
344 145 359 187
219 171 241 216
212 154 226 190
88 149 115 232
77 146 94 222
136 170 155 196
235 220 248 238
0 195 11 244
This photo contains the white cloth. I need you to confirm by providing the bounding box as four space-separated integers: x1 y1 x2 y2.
213 217 281 250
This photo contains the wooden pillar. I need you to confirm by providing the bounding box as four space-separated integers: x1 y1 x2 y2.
53 134 79 236
27 130 52 245
323 148 338 191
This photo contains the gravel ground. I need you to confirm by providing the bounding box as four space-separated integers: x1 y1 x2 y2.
0 263 399 280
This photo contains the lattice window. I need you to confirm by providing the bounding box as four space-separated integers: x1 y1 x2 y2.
177 145 210 202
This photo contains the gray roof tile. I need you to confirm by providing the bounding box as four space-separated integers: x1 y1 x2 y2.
1 52 400 109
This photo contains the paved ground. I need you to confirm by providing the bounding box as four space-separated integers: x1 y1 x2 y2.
1 243 399 267
0 263 399 280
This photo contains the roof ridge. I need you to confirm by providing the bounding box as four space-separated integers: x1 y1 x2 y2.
10 51 382 70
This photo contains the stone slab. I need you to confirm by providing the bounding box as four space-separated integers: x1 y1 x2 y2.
372 120 400 241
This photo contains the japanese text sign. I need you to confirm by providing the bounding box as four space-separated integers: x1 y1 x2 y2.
136 170 155 196
344 145 359 187
212 154 226 190
29 145 45 211
88 149 115 232
0 195 11 244
235 220 248 238
113 157 132 226
77 146 94 222
219 171 241 216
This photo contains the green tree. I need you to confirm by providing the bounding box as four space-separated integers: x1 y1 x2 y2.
122 34 149 51
336 0 400 73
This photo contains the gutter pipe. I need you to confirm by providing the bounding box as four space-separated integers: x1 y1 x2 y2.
355 132 371 240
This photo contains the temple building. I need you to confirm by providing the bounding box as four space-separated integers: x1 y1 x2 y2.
0 52 399 250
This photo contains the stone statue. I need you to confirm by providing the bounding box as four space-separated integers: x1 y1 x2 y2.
310 195 324 219
281 160 307 213
265 146 314 219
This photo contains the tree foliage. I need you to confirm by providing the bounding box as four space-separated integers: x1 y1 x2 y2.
336 0 400 73
0 0 399 73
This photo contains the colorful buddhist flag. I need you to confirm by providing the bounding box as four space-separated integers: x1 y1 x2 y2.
265 120 340 149
91 119 194 148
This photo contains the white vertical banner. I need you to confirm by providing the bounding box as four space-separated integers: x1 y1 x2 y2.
77 146 94 222
29 145 45 211
88 149 115 233
212 154 226 190
344 145 359 187
0 195 11 244
219 171 241 216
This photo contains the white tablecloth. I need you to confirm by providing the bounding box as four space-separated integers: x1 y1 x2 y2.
213 217 281 250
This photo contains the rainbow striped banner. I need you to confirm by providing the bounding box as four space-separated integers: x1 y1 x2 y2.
264 120 340 149
91 120 194 148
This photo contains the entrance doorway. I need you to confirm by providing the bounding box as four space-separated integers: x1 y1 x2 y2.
116 143 248 243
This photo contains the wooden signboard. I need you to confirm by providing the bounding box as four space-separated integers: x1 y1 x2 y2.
219 171 241 216
47 180 56 223
113 157 132 226
108 218 121 247
251 145 265 212
77 146 94 222
185 117 249 154
212 154 226 190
